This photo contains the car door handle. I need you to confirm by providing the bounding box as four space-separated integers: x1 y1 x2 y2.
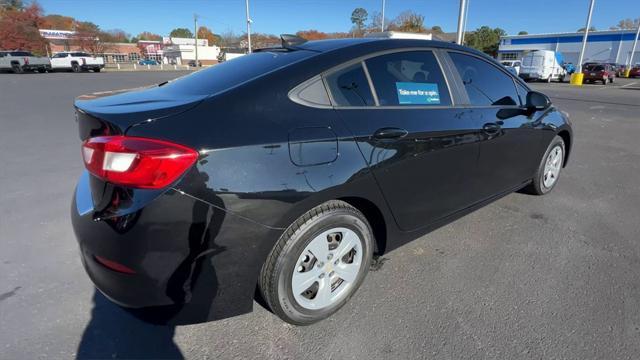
373 127 409 140
482 123 501 134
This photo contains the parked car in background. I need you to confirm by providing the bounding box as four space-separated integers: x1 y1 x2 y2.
501 60 521 75
138 59 159 66
0 51 51 73
188 60 202 67
628 65 640 78
519 50 566 82
71 35 573 325
50 52 104 72
582 63 615 84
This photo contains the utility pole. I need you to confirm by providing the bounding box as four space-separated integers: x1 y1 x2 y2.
245 0 252 53
194 14 199 67
576 0 595 74
456 0 467 45
381 0 385 32
628 20 640 69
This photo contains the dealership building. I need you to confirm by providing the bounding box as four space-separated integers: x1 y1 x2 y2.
498 29 640 65
38 29 220 64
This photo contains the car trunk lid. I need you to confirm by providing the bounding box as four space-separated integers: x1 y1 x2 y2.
75 84 207 140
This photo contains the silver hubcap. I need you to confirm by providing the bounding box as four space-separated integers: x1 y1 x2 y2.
292 227 363 310
543 145 563 188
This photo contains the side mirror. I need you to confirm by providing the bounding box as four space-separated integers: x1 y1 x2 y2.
526 91 551 111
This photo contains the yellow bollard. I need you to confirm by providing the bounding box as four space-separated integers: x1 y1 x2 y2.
624 69 631 78
570 73 584 86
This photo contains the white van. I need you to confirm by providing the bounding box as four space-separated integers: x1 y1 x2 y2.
519 50 566 82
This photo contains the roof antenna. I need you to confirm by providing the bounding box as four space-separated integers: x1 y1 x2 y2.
280 34 307 49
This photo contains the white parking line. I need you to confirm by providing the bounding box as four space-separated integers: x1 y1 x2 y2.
620 81 637 88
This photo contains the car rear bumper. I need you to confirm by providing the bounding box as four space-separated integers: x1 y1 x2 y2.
71 170 284 322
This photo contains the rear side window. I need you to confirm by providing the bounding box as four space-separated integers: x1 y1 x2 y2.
324 63 375 106
449 52 519 106
365 51 451 106
11 51 32 56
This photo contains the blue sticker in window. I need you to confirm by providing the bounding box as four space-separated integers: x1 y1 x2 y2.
395 82 441 105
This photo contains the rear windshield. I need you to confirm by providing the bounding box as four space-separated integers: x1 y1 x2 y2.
162 50 314 96
586 65 604 71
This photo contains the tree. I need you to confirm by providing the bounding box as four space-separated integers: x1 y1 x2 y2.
40 14 75 30
296 29 329 40
610 18 640 30
0 3 48 55
0 0 24 11
465 26 506 57
393 10 426 33
72 21 112 54
431 25 443 34
136 31 162 41
169 28 193 38
577 26 596 32
197 26 219 46
100 29 130 43
350 7 368 36
518 30 528 35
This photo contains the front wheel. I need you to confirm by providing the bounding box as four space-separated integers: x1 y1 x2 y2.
526 135 565 195
72 63 81 73
259 200 373 325
12 64 23 74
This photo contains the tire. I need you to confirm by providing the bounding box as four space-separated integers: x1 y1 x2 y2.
525 135 565 195
610 76 614 83
72 63 80 73
11 63 23 74
259 200 374 325
602 77 608 85
93 68 101 73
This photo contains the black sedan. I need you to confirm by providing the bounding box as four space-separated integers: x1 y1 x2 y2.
71 35 572 325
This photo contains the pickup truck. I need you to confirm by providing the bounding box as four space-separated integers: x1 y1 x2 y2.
0 51 51 73
50 52 105 72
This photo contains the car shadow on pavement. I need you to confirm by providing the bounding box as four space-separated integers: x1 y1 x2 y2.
76 290 184 360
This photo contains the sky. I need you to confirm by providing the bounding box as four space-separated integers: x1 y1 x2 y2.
37 0 639 37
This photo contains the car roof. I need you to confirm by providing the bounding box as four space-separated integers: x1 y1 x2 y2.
297 37 468 53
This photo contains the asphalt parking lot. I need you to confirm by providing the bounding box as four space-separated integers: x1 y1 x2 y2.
1 71 639 359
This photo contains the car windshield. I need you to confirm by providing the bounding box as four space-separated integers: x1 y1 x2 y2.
162 50 315 96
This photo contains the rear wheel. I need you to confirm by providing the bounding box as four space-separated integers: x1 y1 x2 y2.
72 63 80 73
11 63 23 74
526 135 565 195
259 200 373 325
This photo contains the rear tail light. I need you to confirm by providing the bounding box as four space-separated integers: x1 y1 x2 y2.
82 136 198 189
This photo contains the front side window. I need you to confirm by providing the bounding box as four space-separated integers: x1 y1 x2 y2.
53 53 67 58
365 51 451 106
324 63 375 106
449 52 519 106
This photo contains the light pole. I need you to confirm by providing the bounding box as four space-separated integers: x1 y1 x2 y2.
245 0 252 53
577 0 595 73
456 0 467 45
571 0 595 85
461 0 470 44
193 14 199 67
381 0 385 32
627 21 640 71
